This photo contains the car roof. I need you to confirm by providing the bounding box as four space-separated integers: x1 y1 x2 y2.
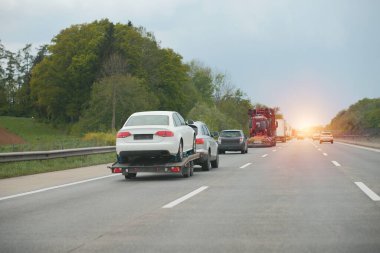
221 129 243 132
130 111 175 116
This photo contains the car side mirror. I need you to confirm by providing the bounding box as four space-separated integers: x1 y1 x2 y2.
212 131 219 137
188 124 198 135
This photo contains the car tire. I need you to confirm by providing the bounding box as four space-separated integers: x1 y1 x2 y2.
211 153 219 168
320 141 322 144
125 173 137 179
331 140 333 144
176 141 183 162
245 147 248 153
202 152 211 171
241 149 245 154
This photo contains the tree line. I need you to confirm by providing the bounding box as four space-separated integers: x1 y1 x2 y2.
329 98 380 136
0 19 252 133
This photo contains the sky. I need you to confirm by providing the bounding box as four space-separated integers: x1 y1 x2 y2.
1 0 379 129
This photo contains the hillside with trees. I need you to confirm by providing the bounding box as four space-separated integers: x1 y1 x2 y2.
0 19 253 134
329 98 380 136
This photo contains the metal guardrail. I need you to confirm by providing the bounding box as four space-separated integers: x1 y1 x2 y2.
0 146 116 163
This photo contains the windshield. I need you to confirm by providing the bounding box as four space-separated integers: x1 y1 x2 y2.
220 131 242 137
125 115 169 126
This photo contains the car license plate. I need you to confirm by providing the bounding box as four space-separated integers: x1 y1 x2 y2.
134 134 153 140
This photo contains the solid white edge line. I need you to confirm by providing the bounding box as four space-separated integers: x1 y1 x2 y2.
240 163 252 169
162 186 208 208
262 154 268 157
336 142 380 153
355 182 380 201
0 174 119 201
331 161 341 167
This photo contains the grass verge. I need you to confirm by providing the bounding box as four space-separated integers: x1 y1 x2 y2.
0 153 115 179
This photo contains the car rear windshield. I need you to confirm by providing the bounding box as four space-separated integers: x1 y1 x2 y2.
125 115 169 126
220 131 242 137
321 132 332 135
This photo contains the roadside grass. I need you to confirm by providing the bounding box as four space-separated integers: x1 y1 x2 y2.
0 153 115 179
0 116 114 152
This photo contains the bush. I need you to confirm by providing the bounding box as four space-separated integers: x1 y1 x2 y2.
82 132 116 146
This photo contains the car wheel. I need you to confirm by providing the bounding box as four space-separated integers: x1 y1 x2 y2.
331 141 333 144
192 136 196 154
176 141 183 162
245 146 248 153
202 151 211 171
241 148 245 154
125 173 137 179
320 141 322 144
211 153 219 168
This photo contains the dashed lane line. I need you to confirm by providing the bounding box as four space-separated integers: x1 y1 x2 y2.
323 153 328 156
355 182 380 201
332 161 341 167
240 163 252 169
262 154 268 158
162 186 209 208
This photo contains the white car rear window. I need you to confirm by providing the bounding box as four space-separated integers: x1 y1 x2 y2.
125 115 169 126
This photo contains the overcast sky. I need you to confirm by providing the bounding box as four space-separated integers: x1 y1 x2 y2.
1 0 379 129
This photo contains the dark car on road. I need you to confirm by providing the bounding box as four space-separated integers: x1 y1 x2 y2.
218 130 248 154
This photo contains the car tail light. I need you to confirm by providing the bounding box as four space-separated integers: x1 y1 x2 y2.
170 167 181 173
113 168 122 173
196 138 204 144
155 131 174 137
117 131 131 138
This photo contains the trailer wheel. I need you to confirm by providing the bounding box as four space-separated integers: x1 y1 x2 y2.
125 173 137 179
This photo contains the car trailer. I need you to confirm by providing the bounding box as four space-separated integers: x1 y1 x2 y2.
109 153 201 180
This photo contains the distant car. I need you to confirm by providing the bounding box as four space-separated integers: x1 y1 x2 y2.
297 131 305 140
312 133 320 141
190 121 219 171
320 131 334 144
116 111 195 163
218 130 248 154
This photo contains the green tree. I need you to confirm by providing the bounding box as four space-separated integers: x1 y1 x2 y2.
73 74 158 133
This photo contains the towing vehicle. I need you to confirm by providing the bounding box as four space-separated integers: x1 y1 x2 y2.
247 108 277 147
109 150 201 180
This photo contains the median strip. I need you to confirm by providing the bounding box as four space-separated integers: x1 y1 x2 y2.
162 186 208 208
355 182 380 201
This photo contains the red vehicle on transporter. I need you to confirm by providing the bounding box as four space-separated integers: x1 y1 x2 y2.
248 108 277 147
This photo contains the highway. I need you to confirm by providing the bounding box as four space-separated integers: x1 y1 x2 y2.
1 140 380 253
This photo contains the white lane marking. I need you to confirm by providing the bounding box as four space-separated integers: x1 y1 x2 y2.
0 174 119 202
272 149 277 152
240 163 252 169
323 153 328 156
318 148 322 151
262 154 268 157
162 186 208 208
331 161 341 167
336 142 380 153
355 182 380 201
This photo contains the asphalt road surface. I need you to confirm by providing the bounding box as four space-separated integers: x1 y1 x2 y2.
1 140 380 253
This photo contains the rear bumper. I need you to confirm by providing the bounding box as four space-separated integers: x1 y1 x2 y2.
218 143 245 151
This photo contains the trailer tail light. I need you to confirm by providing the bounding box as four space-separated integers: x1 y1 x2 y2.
113 167 122 173
155 131 174 137
117 131 131 138
170 167 181 173
196 138 204 144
